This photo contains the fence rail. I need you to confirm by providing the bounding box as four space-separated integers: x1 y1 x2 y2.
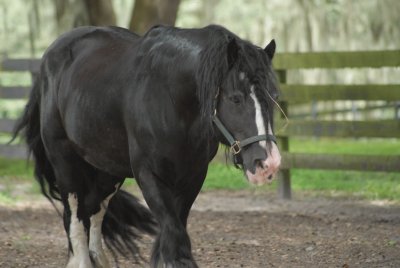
281 153 400 172
276 119 400 138
0 86 31 99
280 84 400 102
0 144 26 159
1 58 40 72
273 50 400 199
0 118 16 133
0 57 39 159
274 50 400 69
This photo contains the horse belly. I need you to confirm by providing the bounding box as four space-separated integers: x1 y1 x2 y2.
63 109 133 178
82 147 132 178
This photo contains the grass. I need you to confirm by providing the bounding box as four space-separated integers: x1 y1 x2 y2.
0 158 35 203
290 137 400 155
0 138 399 202
204 138 400 200
0 100 26 119
0 157 33 178
203 162 249 190
290 137 400 200
204 162 400 200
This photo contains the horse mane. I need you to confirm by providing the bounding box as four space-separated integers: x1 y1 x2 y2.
195 25 278 138
195 26 236 136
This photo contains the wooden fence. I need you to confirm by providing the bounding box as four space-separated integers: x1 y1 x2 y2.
0 58 40 158
1 51 400 199
273 50 400 199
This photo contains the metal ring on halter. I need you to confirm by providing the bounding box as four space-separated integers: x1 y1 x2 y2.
230 141 241 155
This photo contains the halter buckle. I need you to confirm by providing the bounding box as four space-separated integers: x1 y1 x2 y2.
230 141 241 155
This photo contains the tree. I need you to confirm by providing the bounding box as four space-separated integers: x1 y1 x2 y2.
54 0 116 33
129 0 181 34
84 0 116 26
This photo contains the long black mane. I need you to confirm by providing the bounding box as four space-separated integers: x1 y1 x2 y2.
194 25 278 136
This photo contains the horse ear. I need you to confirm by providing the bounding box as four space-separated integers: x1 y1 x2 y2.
227 38 239 69
264 39 276 60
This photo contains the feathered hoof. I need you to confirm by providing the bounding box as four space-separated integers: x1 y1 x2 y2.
153 258 198 268
89 250 110 268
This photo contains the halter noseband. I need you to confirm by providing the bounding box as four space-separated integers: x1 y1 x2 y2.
212 87 277 156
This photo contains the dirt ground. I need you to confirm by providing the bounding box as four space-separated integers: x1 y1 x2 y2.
0 189 399 268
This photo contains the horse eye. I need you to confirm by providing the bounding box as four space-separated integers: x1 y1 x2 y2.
229 95 242 104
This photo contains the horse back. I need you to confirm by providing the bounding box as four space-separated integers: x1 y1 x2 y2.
39 25 214 178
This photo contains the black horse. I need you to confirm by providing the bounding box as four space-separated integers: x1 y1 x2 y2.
13 25 281 267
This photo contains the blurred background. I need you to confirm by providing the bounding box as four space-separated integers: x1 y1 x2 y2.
0 0 399 202
1 0 400 56
1 3 399 267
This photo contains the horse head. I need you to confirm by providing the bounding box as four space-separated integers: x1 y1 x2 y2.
205 36 281 185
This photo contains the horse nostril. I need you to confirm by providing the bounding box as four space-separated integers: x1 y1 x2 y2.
254 159 265 169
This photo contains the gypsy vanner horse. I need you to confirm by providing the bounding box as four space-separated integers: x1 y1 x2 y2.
13 25 281 267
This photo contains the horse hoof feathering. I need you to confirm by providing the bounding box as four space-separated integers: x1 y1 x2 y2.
12 24 281 267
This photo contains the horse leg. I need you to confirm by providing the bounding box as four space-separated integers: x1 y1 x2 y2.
135 168 197 268
174 169 208 227
56 157 122 268
85 174 123 268
42 137 96 268
50 152 123 268
65 191 92 268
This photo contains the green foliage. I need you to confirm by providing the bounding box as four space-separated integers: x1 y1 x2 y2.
0 100 26 119
204 138 400 199
0 191 14 204
291 170 400 200
203 162 248 190
204 161 400 200
0 157 33 178
290 137 400 155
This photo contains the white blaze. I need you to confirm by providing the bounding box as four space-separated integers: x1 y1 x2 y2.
246 85 281 185
250 85 267 149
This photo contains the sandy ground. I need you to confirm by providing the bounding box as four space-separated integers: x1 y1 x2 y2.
0 189 399 268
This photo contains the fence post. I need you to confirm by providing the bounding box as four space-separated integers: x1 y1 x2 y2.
276 70 291 199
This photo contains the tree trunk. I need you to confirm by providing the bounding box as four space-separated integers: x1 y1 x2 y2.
84 0 116 26
298 0 313 51
54 0 115 34
129 0 181 34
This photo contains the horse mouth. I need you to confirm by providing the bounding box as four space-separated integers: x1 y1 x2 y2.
245 166 279 185
244 143 281 185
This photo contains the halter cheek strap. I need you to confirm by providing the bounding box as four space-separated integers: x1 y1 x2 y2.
212 87 277 155
212 115 277 155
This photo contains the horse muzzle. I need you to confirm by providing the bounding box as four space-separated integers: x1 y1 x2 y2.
212 115 281 185
245 142 281 185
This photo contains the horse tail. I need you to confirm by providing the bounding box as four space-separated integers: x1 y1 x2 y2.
103 189 158 260
11 75 60 202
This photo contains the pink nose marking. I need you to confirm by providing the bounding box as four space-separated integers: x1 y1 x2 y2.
246 142 281 185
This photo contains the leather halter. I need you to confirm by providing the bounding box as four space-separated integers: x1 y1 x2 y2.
212 88 277 155
212 116 277 155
